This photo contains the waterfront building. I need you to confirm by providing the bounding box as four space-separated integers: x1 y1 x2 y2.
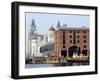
26 19 38 59
40 42 55 57
54 27 89 59
26 20 56 59
47 25 55 42
40 25 55 56
26 19 89 61
43 34 48 45
26 19 44 59
31 35 44 57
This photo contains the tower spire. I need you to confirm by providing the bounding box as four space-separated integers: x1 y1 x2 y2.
29 18 38 39
31 19 37 31
62 23 67 28
56 21 61 29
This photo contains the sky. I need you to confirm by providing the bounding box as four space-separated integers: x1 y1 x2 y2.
25 12 90 35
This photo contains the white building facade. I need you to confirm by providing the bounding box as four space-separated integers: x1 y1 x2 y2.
27 19 56 59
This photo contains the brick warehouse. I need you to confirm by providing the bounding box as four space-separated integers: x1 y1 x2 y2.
54 28 89 59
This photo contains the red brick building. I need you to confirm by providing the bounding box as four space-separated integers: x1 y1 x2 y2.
54 28 89 59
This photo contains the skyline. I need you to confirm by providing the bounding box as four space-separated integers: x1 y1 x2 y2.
25 12 90 35
25 12 90 54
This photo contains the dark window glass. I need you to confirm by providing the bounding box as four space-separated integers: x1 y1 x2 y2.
82 50 87 56
84 45 86 48
83 40 86 43
63 40 65 44
83 35 86 38
69 35 72 38
63 31 65 44
70 40 72 43
77 35 79 38
73 31 76 44
77 40 80 43
63 45 65 48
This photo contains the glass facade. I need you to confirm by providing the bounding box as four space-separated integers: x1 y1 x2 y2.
40 43 54 53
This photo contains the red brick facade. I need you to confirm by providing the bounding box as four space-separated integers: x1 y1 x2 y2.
54 28 89 59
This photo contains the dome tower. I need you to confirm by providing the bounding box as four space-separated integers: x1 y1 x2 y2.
48 25 55 42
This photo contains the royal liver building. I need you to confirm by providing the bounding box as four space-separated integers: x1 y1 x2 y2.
26 19 55 60
26 19 43 60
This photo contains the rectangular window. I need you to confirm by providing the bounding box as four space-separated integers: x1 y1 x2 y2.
63 31 65 44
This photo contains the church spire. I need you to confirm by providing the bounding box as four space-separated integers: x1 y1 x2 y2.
56 21 61 29
31 19 37 31
62 23 67 28
29 18 38 39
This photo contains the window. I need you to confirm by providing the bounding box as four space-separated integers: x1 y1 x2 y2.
77 35 79 38
82 50 87 56
77 40 80 43
83 35 86 38
83 40 86 43
63 31 65 44
83 45 86 48
70 40 72 43
63 40 65 44
69 35 72 38
63 45 65 48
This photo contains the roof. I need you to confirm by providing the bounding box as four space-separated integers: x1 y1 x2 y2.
57 27 89 31
49 25 55 31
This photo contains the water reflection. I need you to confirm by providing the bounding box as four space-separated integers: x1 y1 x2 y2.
25 62 89 68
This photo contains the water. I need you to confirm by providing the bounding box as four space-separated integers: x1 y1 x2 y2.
25 62 89 68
